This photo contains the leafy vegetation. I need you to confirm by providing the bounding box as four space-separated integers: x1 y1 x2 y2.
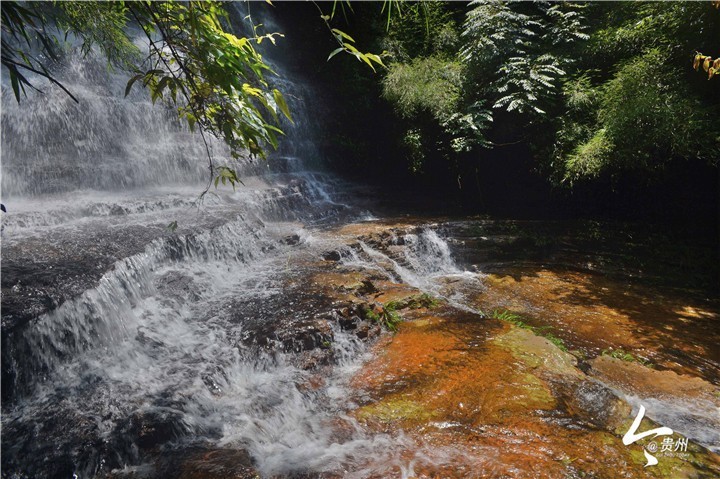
601 348 654 368
4 1 719 213
462 1 588 116
1 0 291 191
362 302 402 332
375 1 720 188
383 55 464 122
358 293 438 332
379 2 491 172
552 5 719 183
693 52 720 80
320 7 385 72
481 308 568 352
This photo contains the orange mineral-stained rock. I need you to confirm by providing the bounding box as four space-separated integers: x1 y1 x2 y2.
347 301 720 478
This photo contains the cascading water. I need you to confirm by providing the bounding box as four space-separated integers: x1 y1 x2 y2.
339 227 486 311
1 54 211 197
0 9 396 478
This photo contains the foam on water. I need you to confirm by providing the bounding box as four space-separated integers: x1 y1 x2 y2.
3 219 407 477
340 227 485 311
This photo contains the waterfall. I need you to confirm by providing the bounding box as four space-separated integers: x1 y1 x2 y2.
0 7 375 478
339 226 485 310
0 52 213 197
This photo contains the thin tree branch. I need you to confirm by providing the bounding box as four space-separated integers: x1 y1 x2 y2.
127 3 216 191
1 56 78 102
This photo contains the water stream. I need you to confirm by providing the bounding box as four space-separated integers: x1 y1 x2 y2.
0 19 391 478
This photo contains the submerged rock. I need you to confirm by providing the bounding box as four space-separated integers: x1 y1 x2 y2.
278 319 334 354
557 379 632 431
155 271 202 305
492 326 582 378
122 408 189 452
174 449 256 479
321 250 342 261
145 447 257 479
283 233 302 245
239 318 334 356
349 301 720 478
588 355 720 451
588 355 720 405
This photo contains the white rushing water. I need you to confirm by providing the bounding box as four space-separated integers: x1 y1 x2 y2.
340 227 486 313
0 14 401 477
5 235 393 477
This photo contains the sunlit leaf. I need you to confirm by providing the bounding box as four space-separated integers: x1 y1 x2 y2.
328 47 344 61
693 54 702 71
331 28 355 43
273 88 292 122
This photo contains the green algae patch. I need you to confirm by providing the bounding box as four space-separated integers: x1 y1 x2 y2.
492 326 582 378
518 372 555 408
625 448 716 479
406 317 434 328
356 396 436 425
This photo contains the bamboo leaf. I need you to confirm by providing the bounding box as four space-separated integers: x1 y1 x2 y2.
327 47 344 61
331 28 355 43
366 53 385 68
273 89 292 122
10 69 20 101
344 42 360 54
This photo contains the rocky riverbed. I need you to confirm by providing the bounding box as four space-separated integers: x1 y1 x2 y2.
3 210 719 479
